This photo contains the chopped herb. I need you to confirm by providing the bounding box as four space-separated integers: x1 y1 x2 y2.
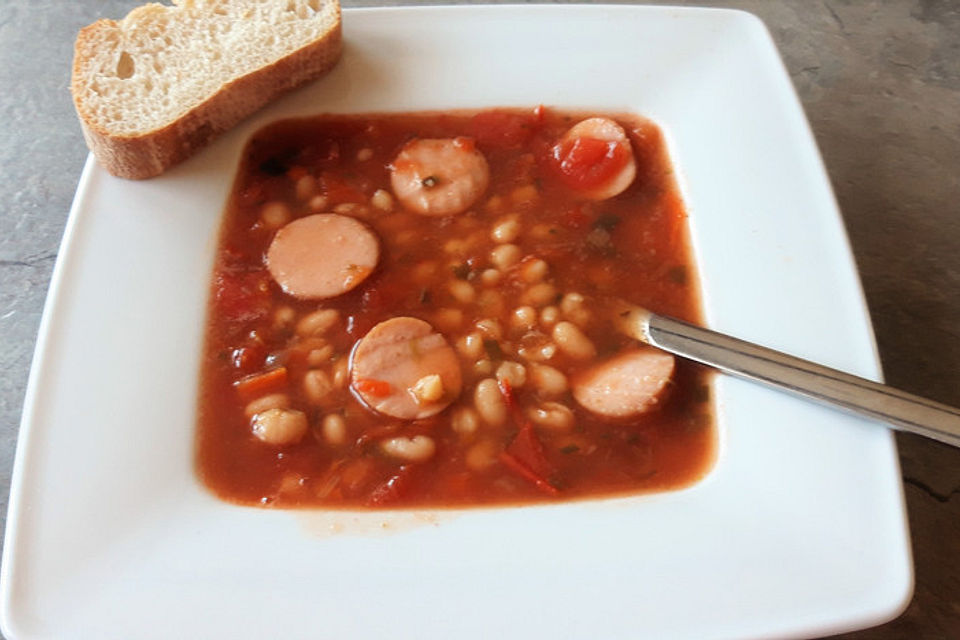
421 175 439 188
560 444 580 454
451 263 471 280
667 265 688 285
593 213 621 231
483 339 504 360
258 156 287 176
418 288 432 304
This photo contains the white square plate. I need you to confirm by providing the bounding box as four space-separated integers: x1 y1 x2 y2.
1 6 911 639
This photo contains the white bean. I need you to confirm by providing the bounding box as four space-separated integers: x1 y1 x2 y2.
522 282 558 307
520 258 549 283
560 293 591 327
490 244 522 270
308 195 328 211
474 378 507 426
260 201 291 229
527 402 575 431
296 309 340 337
251 408 308 445
496 361 527 388
449 280 476 304
331 357 349 389
456 332 484 360
511 306 538 331
528 363 568 397
474 359 495 376
452 407 480 435
321 413 348 445
306 344 334 367
480 268 502 286
303 369 335 406
477 290 505 316
380 435 436 462
491 216 520 243
370 188 394 211
244 393 290 420
475 318 503 340
273 305 296 331
295 175 317 201
552 322 596 360
466 439 499 470
539 305 559 328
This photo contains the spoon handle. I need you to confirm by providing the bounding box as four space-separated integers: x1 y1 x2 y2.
615 305 960 448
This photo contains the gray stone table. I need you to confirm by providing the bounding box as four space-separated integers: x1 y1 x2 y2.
1 1 957 637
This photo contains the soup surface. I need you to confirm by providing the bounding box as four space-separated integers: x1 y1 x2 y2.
197 107 715 508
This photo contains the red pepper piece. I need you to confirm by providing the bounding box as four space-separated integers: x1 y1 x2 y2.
234 366 287 402
354 378 391 397
367 465 419 506
500 424 560 496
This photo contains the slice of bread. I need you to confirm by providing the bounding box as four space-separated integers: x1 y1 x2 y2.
71 0 342 179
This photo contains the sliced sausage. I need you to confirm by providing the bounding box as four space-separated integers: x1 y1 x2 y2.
571 347 675 418
265 214 379 300
350 316 463 420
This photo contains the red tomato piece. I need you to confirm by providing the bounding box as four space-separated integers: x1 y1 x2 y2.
354 378 392 397
500 423 560 496
470 111 536 150
551 136 630 190
213 270 271 323
234 367 288 403
367 465 420 506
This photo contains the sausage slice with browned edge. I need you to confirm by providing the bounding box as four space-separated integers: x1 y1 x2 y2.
571 347 675 418
351 316 463 420
266 213 379 299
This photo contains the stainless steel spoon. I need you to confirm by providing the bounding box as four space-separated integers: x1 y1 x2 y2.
613 302 960 448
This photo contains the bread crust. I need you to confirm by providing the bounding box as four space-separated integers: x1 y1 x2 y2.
71 8 342 180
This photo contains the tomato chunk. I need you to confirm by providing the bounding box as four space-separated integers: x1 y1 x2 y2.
551 136 630 190
470 111 536 150
234 367 288 403
500 424 560 496
354 378 392 397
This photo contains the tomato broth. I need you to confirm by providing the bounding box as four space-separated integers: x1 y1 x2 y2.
196 107 715 508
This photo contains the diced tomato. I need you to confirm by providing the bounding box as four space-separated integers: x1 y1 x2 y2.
532 104 546 124
234 366 288 402
551 137 630 190
237 181 266 208
500 423 560 496
500 452 560 496
497 377 526 426
354 378 392 397
319 172 366 203
213 270 272 324
561 206 590 229
470 111 536 150
367 464 419 506
230 344 266 373
286 165 309 180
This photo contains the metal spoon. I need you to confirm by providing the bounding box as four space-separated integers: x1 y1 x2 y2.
613 302 960 448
